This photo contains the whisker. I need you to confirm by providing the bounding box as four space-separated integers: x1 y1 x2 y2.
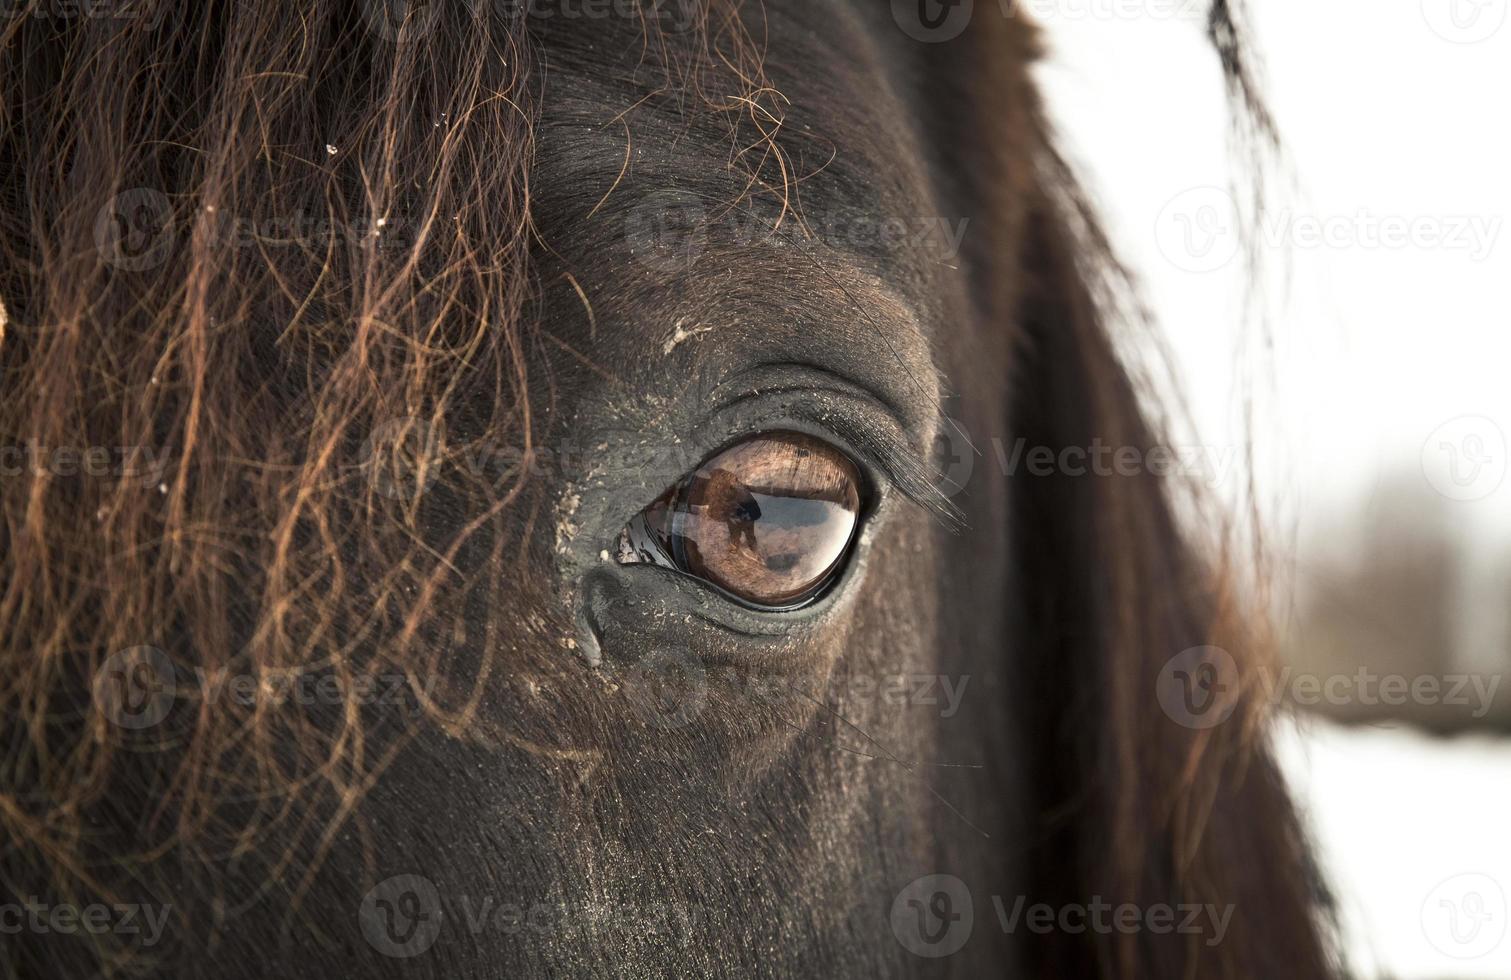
779 684 991 839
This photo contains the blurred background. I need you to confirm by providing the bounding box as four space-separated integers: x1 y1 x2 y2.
1029 1 1511 976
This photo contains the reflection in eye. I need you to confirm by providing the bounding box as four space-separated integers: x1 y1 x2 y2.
617 432 863 610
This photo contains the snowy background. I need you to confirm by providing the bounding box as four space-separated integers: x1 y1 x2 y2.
1029 1 1511 976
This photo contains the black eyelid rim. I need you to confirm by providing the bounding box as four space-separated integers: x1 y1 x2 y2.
647 430 866 613
592 367 958 626
697 362 960 527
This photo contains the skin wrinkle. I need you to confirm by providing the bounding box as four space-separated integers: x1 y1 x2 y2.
0 2 1338 978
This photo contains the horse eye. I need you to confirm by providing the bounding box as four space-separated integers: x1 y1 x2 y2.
617 432 863 610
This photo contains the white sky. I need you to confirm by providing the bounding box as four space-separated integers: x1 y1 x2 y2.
1030 0 1511 538
1028 2 1511 976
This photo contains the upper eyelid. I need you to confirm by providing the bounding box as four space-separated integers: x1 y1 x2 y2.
704 360 913 432
793 404 958 526
572 365 955 577
691 372 958 528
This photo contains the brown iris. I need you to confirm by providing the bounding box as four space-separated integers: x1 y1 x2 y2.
620 432 863 609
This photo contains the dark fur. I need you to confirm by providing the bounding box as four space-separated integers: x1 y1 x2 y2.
0 1 1337 976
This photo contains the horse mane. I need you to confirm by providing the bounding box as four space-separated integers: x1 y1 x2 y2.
0 2 1337 976
1009 158 1338 979
1 4 546 972
912 5 1338 975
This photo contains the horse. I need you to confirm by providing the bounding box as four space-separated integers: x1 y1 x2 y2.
0 0 1338 976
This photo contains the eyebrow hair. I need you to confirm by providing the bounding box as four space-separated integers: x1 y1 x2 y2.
780 222 978 461
628 187 950 385
530 73 965 520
